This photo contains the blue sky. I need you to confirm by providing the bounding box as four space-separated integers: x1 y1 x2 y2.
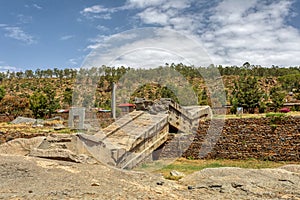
0 0 300 71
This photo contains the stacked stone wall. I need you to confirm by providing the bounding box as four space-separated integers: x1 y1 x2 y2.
180 117 300 161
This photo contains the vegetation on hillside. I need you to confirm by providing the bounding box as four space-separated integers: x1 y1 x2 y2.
0 63 300 119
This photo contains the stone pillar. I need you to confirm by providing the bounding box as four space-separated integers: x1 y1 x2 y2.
68 107 85 129
111 82 116 119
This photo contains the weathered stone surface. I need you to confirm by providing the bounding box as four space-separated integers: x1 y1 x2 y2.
0 137 46 155
43 134 72 143
11 117 43 125
279 164 300 173
0 154 187 200
180 166 300 199
0 154 299 200
29 148 97 164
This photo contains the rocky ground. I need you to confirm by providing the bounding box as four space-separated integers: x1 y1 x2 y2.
0 134 299 199
0 153 299 200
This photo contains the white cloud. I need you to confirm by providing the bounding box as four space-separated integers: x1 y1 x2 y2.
201 0 300 67
0 65 20 72
137 8 170 25
81 5 109 14
130 0 203 33
25 4 43 10
86 33 139 51
96 25 109 32
125 0 164 9
17 14 33 24
80 5 118 20
67 55 86 66
82 28 212 69
83 0 300 67
2 26 36 44
60 35 75 41
33 4 42 10
68 58 77 65
125 0 191 10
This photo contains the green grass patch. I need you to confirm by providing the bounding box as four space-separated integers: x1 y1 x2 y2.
138 158 300 181
265 112 286 118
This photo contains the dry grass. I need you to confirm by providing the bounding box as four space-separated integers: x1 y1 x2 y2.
0 122 74 135
288 111 300 116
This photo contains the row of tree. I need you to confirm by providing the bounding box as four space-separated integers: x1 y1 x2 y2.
0 68 77 81
1 63 300 81
0 62 300 80
218 63 300 77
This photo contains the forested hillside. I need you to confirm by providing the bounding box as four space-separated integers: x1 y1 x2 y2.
0 63 300 119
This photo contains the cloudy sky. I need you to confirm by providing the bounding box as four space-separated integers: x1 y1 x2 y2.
1 0 300 71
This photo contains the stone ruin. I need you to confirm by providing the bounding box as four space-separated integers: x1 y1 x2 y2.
1 99 212 169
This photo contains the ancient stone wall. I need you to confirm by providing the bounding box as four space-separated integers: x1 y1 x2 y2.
174 117 300 161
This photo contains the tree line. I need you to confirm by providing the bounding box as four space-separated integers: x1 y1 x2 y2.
0 68 77 81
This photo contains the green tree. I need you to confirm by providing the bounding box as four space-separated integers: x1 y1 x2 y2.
278 74 300 91
35 68 42 78
159 86 179 102
30 92 47 118
42 86 60 117
231 75 263 113
25 69 34 78
63 87 73 107
29 87 59 118
269 87 285 112
230 97 238 114
0 86 5 101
